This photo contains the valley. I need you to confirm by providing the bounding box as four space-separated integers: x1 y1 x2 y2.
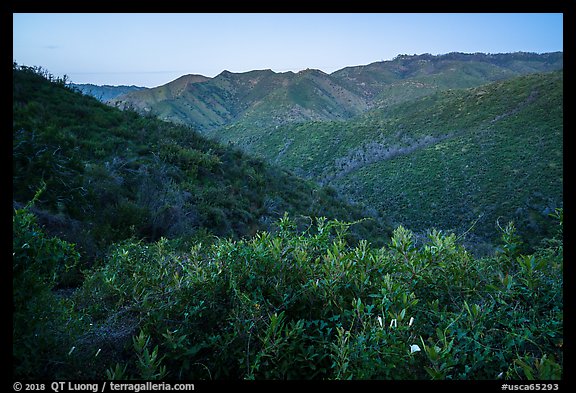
13 52 564 380
98 52 563 254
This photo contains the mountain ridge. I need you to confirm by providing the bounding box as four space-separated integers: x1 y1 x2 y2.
63 52 563 255
68 83 146 102
107 51 563 132
109 65 371 130
13 64 390 262
12 61 564 381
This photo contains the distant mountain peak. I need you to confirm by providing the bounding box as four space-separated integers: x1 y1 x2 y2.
68 83 147 102
173 73 211 82
217 69 277 78
297 68 326 74
108 51 563 132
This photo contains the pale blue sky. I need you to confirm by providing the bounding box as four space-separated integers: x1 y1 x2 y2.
13 13 563 87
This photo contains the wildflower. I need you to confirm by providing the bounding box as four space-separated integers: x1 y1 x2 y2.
390 319 397 328
410 344 421 353
409 316 414 327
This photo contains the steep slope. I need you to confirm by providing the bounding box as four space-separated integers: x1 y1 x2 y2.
109 73 210 107
332 52 563 106
236 68 370 126
13 64 389 263
13 66 564 381
109 52 562 135
226 71 563 253
110 68 369 132
336 74 563 253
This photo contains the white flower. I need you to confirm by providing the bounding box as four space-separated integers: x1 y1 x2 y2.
389 319 397 328
409 317 414 327
377 316 383 327
497 372 504 379
410 344 421 353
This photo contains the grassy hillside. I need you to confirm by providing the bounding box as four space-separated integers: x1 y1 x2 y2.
110 52 562 135
217 71 563 254
13 64 389 264
111 68 369 132
12 64 563 381
332 52 563 104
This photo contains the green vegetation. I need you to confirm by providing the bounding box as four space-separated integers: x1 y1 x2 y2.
107 54 563 255
333 52 563 103
113 52 562 133
111 67 370 132
13 186 83 377
336 71 563 253
14 199 563 379
13 63 387 264
217 71 563 254
12 62 563 380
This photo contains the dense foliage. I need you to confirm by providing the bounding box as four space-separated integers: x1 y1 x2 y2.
13 64 388 265
13 186 83 377
218 71 563 255
84 54 565 256
111 52 563 133
14 203 563 379
12 64 563 380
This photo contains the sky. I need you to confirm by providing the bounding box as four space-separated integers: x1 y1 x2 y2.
13 13 563 88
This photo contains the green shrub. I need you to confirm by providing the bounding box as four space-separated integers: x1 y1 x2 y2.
64 212 562 379
13 187 83 378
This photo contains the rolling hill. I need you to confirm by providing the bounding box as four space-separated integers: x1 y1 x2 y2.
109 52 563 134
218 71 563 253
109 68 370 131
104 52 563 254
13 64 389 263
332 52 563 106
12 62 564 381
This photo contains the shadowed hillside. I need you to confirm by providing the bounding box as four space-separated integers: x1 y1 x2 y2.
13 64 390 264
218 71 563 254
12 60 563 382
109 52 562 134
